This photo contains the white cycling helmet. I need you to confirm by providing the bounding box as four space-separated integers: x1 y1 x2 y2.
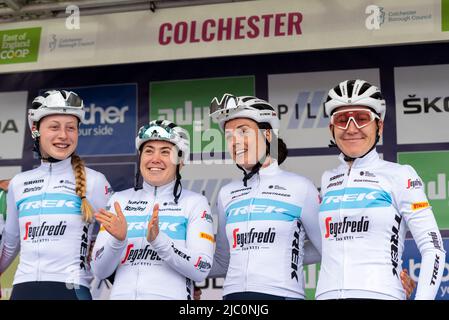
209 93 279 130
28 90 85 134
324 79 386 120
135 120 190 162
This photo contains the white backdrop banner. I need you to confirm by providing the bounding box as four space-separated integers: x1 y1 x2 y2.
0 91 28 160
395 64 449 144
0 0 446 73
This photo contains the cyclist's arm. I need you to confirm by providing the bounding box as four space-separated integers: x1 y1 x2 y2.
150 196 214 283
398 166 446 299
0 180 20 273
207 191 229 278
90 196 127 280
301 181 322 265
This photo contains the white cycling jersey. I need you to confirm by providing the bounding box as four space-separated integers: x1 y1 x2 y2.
0 157 112 288
209 161 322 299
316 150 446 300
90 180 215 300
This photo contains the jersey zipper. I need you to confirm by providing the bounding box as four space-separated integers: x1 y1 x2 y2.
37 163 52 281
340 163 353 298
244 173 260 292
135 185 158 299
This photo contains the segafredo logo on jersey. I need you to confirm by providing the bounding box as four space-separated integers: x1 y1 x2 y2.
200 210 213 223
121 244 161 264
194 256 212 272
320 187 392 212
407 178 423 189
17 193 81 217
324 216 370 239
126 215 187 240
232 227 276 249
23 221 67 240
226 198 301 224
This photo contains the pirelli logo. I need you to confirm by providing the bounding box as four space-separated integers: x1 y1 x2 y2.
412 202 430 211
199 232 214 243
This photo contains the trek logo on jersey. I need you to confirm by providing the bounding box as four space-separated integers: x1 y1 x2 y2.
126 215 187 240
17 193 81 217
232 227 276 249
291 220 302 282
320 188 392 212
172 244 191 261
23 220 67 240
407 178 423 189
411 201 430 211
200 210 213 223
226 198 301 224
194 256 211 271
121 244 161 264
391 213 402 278
324 216 370 240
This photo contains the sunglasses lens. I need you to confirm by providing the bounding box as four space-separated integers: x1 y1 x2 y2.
140 126 172 139
332 110 376 129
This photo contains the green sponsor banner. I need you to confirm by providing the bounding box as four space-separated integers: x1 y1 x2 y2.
304 263 320 300
150 76 255 154
443 0 449 31
0 256 19 300
0 27 41 64
398 151 449 229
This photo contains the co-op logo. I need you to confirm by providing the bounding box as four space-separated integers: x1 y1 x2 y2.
276 90 330 129
403 95 449 114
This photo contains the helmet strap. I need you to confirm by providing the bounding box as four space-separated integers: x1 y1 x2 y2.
173 164 182 204
134 152 143 191
32 136 62 163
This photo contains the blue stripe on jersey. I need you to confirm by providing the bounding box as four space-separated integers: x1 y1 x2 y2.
125 215 187 240
17 193 81 217
320 187 392 212
225 198 302 224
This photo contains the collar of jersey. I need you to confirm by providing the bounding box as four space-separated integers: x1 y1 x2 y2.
39 157 72 173
338 148 381 169
245 159 281 184
142 179 176 196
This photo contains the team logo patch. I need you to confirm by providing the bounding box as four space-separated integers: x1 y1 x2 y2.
411 201 430 211
199 232 214 243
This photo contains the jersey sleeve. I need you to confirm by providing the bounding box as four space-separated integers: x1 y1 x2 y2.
396 165 446 300
0 179 21 273
89 172 113 213
90 194 127 280
207 190 230 278
150 195 215 283
300 180 322 265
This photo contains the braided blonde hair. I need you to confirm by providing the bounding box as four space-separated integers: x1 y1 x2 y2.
71 154 94 223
